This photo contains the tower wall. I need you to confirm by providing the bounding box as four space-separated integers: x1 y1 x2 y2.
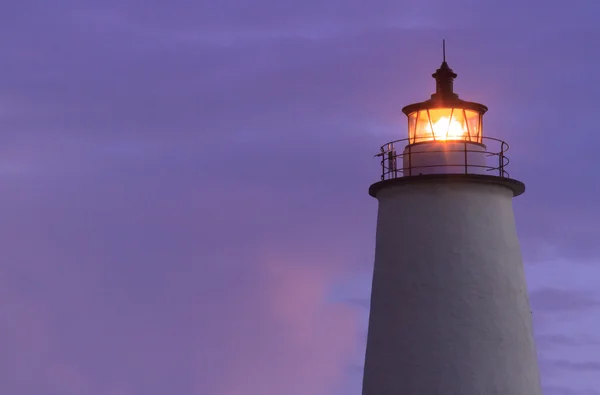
362 178 541 395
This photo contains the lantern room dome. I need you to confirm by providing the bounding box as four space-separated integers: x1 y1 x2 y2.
401 60 488 116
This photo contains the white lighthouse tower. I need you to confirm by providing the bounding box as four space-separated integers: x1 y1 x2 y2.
362 46 542 395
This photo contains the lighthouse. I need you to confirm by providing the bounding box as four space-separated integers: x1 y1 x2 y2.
361 45 542 395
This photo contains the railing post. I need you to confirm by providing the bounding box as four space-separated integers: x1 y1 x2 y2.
464 140 468 174
380 150 385 181
390 143 397 179
408 144 412 176
499 143 504 177
393 148 397 179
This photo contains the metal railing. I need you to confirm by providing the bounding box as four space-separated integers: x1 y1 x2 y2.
375 136 510 181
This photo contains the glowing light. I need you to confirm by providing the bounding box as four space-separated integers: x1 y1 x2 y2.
424 116 467 141
409 108 482 144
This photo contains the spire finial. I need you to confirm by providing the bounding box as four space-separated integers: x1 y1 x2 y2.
431 40 458 99
442 39 446 63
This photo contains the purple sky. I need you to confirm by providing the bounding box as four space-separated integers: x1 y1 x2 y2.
1 1 600 394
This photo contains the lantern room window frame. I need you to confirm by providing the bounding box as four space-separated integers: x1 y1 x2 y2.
402 97 488 147
407 108 483 145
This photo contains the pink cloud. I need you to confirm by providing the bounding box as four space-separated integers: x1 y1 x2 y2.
194 246 360 395
0 272 92 394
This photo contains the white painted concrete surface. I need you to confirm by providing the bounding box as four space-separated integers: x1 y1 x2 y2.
362 179 541 395
402 141 489 176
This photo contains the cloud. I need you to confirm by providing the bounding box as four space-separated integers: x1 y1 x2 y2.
546 360 600 372
2 18 591 270
0 270 94 395
537 334 600 349
530 288 600 314
191 246 360 395
0 152 365 394
543 386 600 395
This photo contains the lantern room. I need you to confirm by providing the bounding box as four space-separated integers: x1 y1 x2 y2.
401 60 488 145
406 107 483 144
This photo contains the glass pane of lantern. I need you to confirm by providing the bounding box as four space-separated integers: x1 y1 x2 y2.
414 110 433 143
465 110 482 143
411 108 470 143
443 109 466 140
408 112 417 143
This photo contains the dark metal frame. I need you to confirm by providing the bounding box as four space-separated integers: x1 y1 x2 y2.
375 136 510 181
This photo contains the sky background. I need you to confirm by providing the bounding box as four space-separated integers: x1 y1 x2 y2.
1 1 599 394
